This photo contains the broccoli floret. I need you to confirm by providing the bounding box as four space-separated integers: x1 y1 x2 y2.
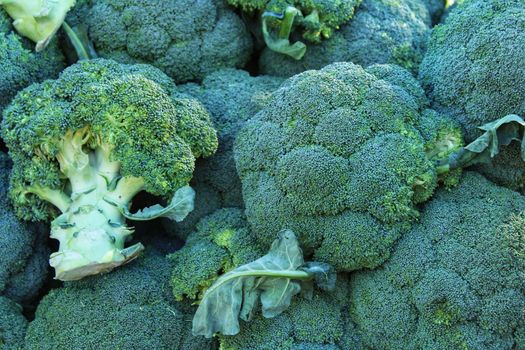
1 58 218 281
0 0 75 51
234 62 462 272
419 0 525 188
25 249 216 350
0 296 27 349
163 69 284 239
217 275 359 349
0 152 50 305
259 0 432 77
169 208 264 301
226 0 361 59
66 0 253 83
349 172 525 350
0 9 65 124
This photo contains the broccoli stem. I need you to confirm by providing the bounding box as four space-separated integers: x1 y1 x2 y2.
26 185 71 213
62 21 93 61
262 6 307 60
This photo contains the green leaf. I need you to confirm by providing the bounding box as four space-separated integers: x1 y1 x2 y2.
439 115 525 171
262 6 307 60
192 230 336 338
107 185 195 222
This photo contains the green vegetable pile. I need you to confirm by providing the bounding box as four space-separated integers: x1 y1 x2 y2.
0 0 524 349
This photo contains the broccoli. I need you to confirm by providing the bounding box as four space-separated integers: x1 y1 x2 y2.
25 249 216 350
0 8 65 125
0 152 50 306
226 0 361 59
349 172 525 350
259 0 432 77
66 0 253 83
216 274 361 349
0 0 75 51
419 0 525 189
0 296 27 350
163 69 284 239
234 62 462 273
1 58 218 281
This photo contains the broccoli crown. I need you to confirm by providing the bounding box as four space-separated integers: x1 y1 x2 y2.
0 296 27 350
0 152 49 305
227 0 361 43
25 249 216 350
259 0 432 77
419 0 525 189
1 58 217 222
349 172 525 350
217 274 361 350
0 9 65 121
419 0 525 142
234 62 461 272
163 69 284 239
69 0 253 83
169 208 264 301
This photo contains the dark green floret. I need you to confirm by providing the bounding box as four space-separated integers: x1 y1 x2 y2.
0 296 27 349
349 172 525 350
1 58 218 281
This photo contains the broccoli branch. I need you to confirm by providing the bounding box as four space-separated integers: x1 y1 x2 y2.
262 6 307 60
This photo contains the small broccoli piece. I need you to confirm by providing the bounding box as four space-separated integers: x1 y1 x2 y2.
0 296 27 349
163 69 284 239
0 9 65 124
169 208 263 301
217 275 359 349
0 0 75 51
259 0 432 77
419 0 525 188
1 59 218 281
227 0 361 59
234 62 462 272
66 0 253 83
349 172 525 350
0 152 50 305
25 249 216 350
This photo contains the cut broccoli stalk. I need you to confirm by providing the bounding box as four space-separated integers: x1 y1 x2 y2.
262 6 307 60
23 128 194 281
192 230 336 338
0 0 76 51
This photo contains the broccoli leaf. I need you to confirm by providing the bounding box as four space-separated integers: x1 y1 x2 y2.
192 230 336 338
262 6 307 60
438 114 525 172
107 186 196 222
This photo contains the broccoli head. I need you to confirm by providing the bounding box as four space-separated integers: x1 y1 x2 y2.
169 208 264 301
163 69 284 239
0 296 27 349
25 249 216 350
67 0 253 83
1 58 218 281
0 8 65 124
234 62 463 272
419 0 525 190
259 0 432 77
349 172 525 350
0 0 75 51
226 0 361 59
0 152 50 305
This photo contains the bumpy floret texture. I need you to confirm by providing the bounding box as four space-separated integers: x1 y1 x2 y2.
0 152 49 305
349 172 525 350
235 62 460 272
169 208 263 301
0 296 27 350
1 58 218 222
164 70 284 239
25 249 216 350
217 274 361 349
0 9 65 121
419 0 525 190
259 0 432 77
68 0 253 83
